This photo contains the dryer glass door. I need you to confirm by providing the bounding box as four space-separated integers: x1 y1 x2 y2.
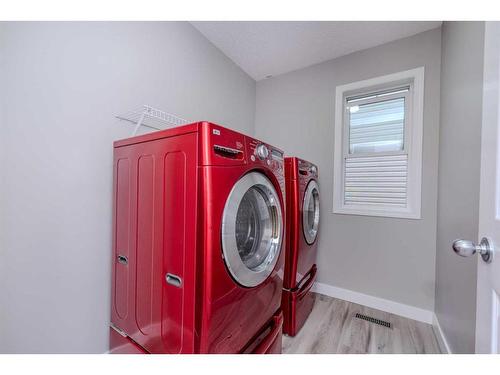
302 180 320 245
221 172 283 287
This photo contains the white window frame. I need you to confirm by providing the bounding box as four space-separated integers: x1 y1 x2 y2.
333 67 424 219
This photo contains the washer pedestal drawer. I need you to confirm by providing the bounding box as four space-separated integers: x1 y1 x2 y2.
241 310 284 354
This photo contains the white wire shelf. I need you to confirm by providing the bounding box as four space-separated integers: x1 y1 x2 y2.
116 105 189 136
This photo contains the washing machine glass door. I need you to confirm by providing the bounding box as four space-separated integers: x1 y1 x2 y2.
302 180 319 245
221 171 283 287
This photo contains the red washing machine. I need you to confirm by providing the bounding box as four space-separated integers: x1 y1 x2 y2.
282 157 320 337
109 122 285 354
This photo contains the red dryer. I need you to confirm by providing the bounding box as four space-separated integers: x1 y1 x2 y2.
282 157 320 336
109 122 285 354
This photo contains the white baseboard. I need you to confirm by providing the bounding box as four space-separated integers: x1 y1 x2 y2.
432 313 452 354
312 282 434 324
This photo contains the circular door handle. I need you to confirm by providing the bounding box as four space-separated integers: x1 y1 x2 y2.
452 237 493 263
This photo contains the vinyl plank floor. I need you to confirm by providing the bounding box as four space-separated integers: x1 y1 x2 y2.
282 293 441 354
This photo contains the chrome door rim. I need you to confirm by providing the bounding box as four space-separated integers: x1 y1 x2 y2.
302 180 320 245
221 172 283 287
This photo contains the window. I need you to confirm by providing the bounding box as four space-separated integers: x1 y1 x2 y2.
333 68 424 219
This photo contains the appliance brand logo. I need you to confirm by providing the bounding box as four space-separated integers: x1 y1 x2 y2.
212 129 220 136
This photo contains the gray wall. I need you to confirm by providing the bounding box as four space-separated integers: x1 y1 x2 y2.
255 28 442 311
434 22 484 353
0 22 255 353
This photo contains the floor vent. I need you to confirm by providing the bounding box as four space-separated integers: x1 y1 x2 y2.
355 313 392 328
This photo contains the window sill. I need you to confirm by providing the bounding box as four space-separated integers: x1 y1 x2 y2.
333 206 421 220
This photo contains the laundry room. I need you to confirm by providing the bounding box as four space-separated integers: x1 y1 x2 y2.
1 1 500 373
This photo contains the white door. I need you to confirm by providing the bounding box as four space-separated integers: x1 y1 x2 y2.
475 21 500 353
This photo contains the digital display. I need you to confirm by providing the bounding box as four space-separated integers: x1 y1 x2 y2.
271 149 284 160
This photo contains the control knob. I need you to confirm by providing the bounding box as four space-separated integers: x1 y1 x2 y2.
255 144 269 160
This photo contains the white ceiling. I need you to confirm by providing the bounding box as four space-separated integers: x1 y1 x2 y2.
191 21 442 81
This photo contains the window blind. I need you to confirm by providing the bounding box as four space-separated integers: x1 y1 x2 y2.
344 154 408 207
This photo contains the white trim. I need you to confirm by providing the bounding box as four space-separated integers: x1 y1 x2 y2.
333 206 421 219
432 313 452 354
312 281 433 324
333 67 424 219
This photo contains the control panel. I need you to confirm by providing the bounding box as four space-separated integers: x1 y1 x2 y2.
201 123 285 200
298 159 318 178
247 140 283 168
297 159 319 195
246 138 285 196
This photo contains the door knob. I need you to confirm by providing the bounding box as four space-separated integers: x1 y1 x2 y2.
452 237 493 263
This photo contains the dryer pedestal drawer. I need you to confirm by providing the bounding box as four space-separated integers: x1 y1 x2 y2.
282 265 317 336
